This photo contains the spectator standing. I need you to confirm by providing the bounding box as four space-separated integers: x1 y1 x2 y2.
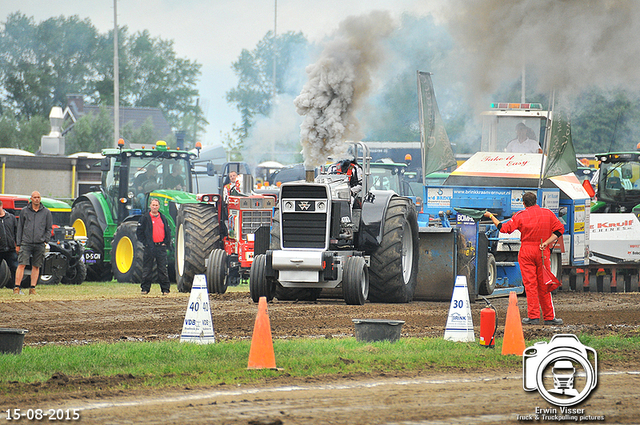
136 198 171 295
484 192 564 325
14 191 52 295
0 200 18 289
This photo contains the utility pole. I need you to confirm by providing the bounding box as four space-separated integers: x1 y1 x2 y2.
521 63 526 104
272 0 277 158
273 0 277 102
113 0 120 146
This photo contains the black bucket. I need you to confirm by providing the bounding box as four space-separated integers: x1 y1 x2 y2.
352 319 405 343
0 328 28 355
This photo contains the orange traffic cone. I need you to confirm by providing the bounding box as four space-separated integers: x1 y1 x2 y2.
501 291 526 356
247 296 277 369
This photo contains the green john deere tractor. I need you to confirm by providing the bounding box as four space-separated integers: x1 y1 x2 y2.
70 140 223 292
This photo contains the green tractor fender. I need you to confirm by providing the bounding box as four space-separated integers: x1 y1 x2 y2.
71 192 112 234
590 200 606 213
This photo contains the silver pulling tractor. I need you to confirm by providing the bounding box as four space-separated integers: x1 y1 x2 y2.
250 142 420 305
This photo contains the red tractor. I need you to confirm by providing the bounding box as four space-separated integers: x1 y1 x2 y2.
205 193 275 293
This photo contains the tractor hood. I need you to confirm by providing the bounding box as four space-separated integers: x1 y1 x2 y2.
148 190 199 204
445 152 590 200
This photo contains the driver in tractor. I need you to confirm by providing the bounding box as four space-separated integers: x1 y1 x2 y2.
506 123 543 153
164 163 185 190
223 171 241 204
329 157 363 207
134 164 159 207
222 170 242 239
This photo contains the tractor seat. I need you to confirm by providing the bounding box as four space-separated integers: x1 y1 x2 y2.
607 177 623 190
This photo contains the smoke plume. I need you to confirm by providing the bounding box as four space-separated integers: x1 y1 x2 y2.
294 11 395 167
445 0 640 110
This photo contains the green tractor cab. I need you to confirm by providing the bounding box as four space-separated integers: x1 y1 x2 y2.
71 141 225 291
591 152 640 214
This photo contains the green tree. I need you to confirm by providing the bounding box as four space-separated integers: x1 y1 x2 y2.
0 13 206 152
121 116 173 148
65 107 113 154
0 13 99 117
92 27 208 150
571 90 637 153
220 130 241 161
226 31 308 148
0 111 19 148
18 116 50 152
364 14 453 143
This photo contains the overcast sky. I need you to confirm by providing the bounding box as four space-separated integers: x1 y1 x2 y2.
7 0 441 146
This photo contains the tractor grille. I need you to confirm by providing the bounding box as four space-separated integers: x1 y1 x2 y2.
14 200 28 209
242 210 272 235
280 184 329 249
282 213 327 248
281 185 326 199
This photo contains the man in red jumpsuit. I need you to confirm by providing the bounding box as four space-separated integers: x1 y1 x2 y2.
484 192 564 325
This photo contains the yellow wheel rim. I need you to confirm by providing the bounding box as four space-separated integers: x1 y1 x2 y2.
73 218 87 238
115 236 134 274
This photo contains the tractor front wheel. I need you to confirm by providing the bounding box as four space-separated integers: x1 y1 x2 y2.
112 222 146 283
249 254 275 302
342 256 369 305
206 249 228 294
62 260 87 285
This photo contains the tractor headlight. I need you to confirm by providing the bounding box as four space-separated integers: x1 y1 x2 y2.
316 201 327 212
336 189 350 200
283 200 295 212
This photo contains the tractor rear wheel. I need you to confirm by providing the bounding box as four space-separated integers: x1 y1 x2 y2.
206 249 228 294
112 222 146 283
368 197 419 303
342 256 369 305
175 204 221 293
249 254 275 302
71 199 112 281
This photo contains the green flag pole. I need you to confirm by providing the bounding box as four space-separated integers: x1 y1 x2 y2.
538 90 555 188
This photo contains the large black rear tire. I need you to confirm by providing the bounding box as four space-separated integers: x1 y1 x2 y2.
249 254 275 302
342 256 369 305
206 248 228 294
175 204 221 292
112 222 146 283
71 199 112 281
368 197 419 303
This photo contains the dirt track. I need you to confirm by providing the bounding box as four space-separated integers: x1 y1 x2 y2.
5 291 640 345
2 290 640 424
